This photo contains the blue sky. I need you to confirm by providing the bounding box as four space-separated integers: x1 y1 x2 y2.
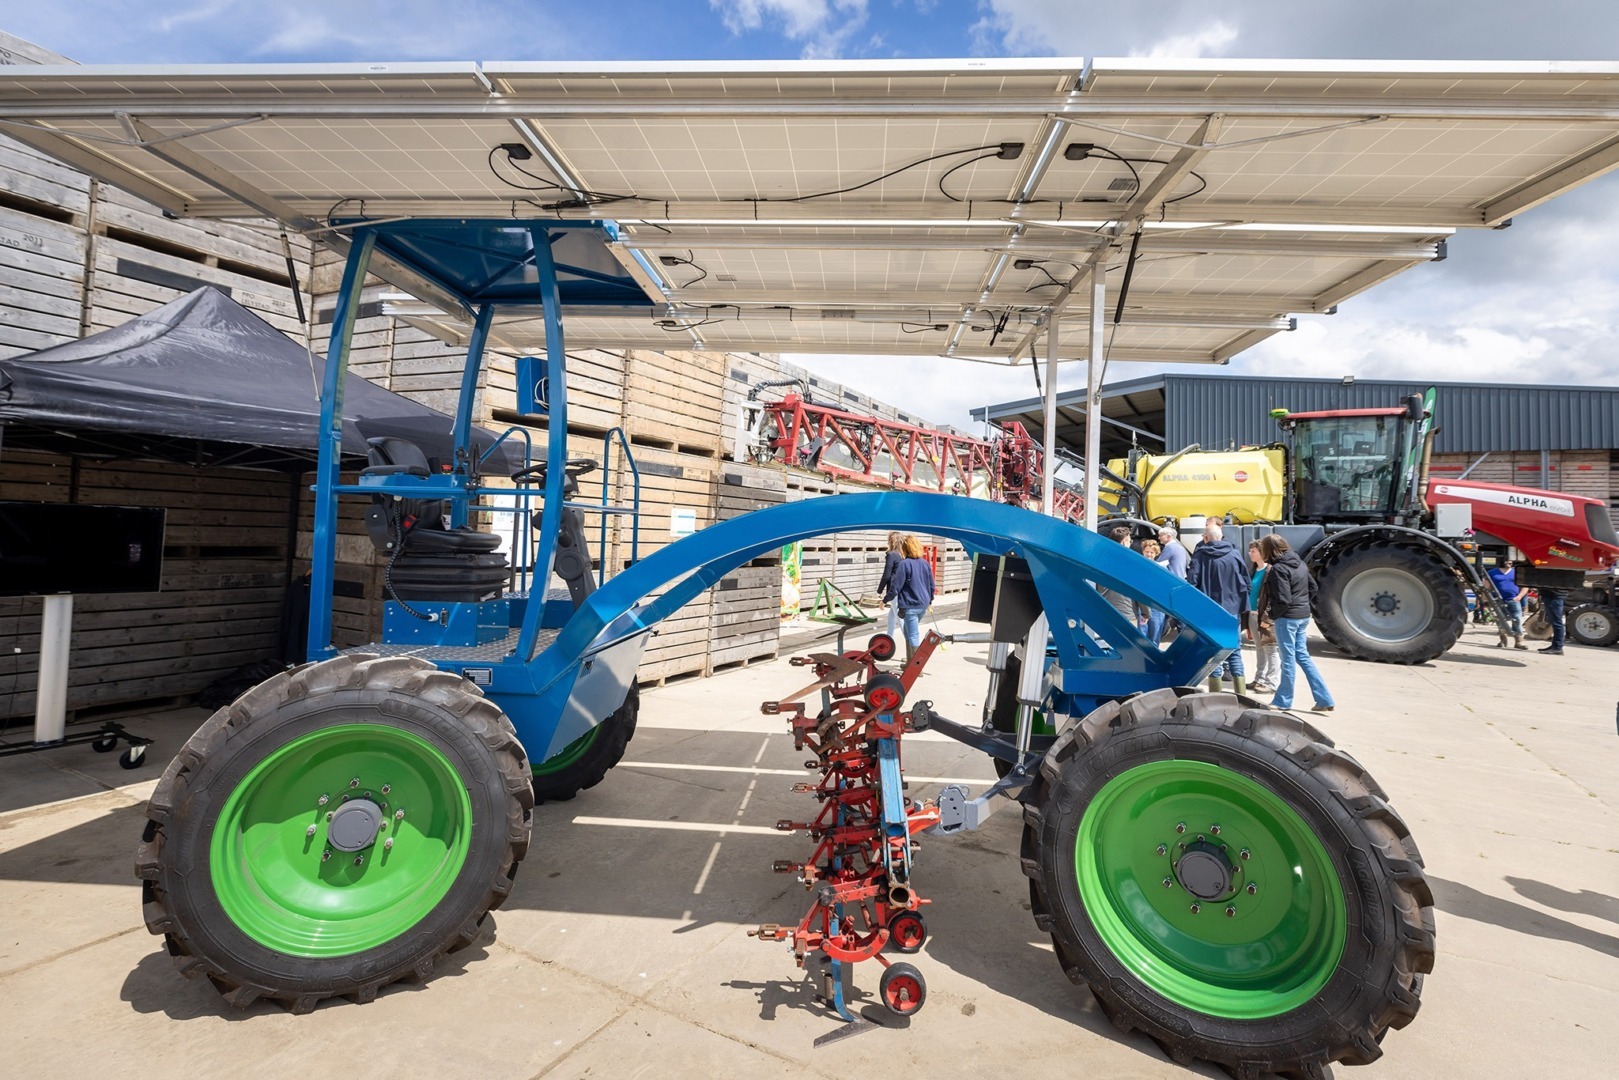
7 1 1618 429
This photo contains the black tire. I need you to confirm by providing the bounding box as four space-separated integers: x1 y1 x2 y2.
1022 687 1434 1077
136 654 533 1012
91 734 119 753
1567 604 1619 647
988 652 1022 780
531 680 639 803
1313 543 1465 663
887 910 927 954
878 960 927 1016
119 745 147 770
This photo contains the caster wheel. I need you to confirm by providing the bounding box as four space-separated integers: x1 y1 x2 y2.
118 745 147 770
879 961 926 1016
887 911 927 954
864 673 906 712
91 735 119 754
867 633 897 661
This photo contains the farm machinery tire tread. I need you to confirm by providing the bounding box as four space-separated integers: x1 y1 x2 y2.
530 680 639 803
1312 541 1465 664
1020 686 1435 1077
135 653 533 1013
1567 604 1619 648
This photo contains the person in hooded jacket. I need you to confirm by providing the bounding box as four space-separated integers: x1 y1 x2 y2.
1257 533 1335 712
876 531 904 638
1186 520 1250 693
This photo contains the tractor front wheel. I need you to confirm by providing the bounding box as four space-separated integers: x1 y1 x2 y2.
1313 543 1465 663
1022 687 1434 1076
136 654 533 1011
1567 604 1619 647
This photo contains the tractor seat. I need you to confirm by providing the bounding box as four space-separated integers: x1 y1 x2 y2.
362 437 504 559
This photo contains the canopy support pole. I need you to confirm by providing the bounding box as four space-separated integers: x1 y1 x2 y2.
1084 265 1106 532
1040 318 1059 515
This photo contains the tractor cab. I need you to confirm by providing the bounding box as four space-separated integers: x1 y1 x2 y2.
1276 395 1430 524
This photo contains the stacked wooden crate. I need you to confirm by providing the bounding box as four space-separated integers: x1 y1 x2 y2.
708 461 785 672
0 451 299 720
0 135 91 359
623 348 727 454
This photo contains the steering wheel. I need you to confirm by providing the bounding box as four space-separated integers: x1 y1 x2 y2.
511 458 597 485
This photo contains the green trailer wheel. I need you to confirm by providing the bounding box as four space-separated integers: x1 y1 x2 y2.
137 654 533 1011
1022 687 1434 1075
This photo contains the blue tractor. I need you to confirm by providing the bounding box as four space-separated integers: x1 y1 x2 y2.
136 219 1433 1076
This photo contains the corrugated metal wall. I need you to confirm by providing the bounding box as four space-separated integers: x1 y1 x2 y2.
1163 376 1619 455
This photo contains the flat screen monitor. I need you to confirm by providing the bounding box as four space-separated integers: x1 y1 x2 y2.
0 502 166 596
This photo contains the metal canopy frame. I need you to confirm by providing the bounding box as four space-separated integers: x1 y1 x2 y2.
3 57 1617 525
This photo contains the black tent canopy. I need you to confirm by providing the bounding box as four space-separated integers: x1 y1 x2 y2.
0 286 522 474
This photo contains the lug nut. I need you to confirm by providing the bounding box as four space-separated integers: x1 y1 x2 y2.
1155 844 1168 856
350 778 360 788
326 811 334 822
1162 877 1174 889
1175 822 1187 834
305 824 318 837
1189 903 1201 915
321 849 332 862
317 794 329 807
381 785 391 794
1209 824 1221 835
1246 883 1258 895
395 809 405 821
383 838 394 851
1239 848 1251 860
354 855 365 866
1225 906 1236 918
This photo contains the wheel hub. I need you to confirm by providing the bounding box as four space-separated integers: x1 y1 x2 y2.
327 798 385 852
1370 591 1400 616
1174 840 1236 900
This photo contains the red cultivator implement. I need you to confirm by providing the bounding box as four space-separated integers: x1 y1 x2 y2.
751 631 945 1020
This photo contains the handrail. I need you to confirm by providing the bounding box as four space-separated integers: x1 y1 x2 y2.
599 426 641 585
481 425 534 592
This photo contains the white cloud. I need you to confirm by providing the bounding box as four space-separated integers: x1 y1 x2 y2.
711 0 870 58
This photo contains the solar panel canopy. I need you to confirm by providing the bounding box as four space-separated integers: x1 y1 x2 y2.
2 57 1617 364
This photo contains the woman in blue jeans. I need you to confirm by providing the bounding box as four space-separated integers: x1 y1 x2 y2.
1257 534 1334 713
888 534 936 660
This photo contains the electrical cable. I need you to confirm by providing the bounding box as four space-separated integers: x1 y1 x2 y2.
775 144 1008 203
935 151 1007 203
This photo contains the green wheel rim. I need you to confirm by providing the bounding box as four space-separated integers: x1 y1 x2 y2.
210 723 473 958
1074 760 1346 1019
532 725 599 777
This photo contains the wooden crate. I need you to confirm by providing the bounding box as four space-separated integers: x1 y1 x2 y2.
0 168 89 358
623 348 726 455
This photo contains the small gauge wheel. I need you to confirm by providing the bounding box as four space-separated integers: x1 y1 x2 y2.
879 961 927 1016
118 745 148 770
887 911 928 954
867 633 897 661
91 734 119 754
864 673 906 712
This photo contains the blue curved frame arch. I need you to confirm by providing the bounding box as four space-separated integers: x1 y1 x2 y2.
516 491 1236 759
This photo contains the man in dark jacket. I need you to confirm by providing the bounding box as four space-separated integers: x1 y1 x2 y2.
1187 521 1250 693
1258 534 1335 712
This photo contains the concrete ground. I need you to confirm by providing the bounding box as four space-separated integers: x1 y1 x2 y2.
0 618 1614 1079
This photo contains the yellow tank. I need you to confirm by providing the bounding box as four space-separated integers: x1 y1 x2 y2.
1103 448 1286 523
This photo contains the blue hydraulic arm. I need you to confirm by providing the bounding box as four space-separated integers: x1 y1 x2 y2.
516 491 1238 759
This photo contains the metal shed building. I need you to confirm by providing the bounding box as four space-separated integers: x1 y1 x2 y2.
977 374 1619 525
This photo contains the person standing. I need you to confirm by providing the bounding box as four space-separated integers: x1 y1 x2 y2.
1539 586 1568 656
1258 534 1335 712
876 531 904 639
1486 559 1530 650
1187 521 1250 693
1139 538 1168 644
1097 524 1141 632
1156 526 1189 580
1246 540 1280 692
889 534 936 661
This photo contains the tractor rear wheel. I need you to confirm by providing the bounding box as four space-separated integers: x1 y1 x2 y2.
136 654 533 1012
531 680 639 803
1022 687 1434 1077
1568 604 1619 647
1313 543 1465 663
